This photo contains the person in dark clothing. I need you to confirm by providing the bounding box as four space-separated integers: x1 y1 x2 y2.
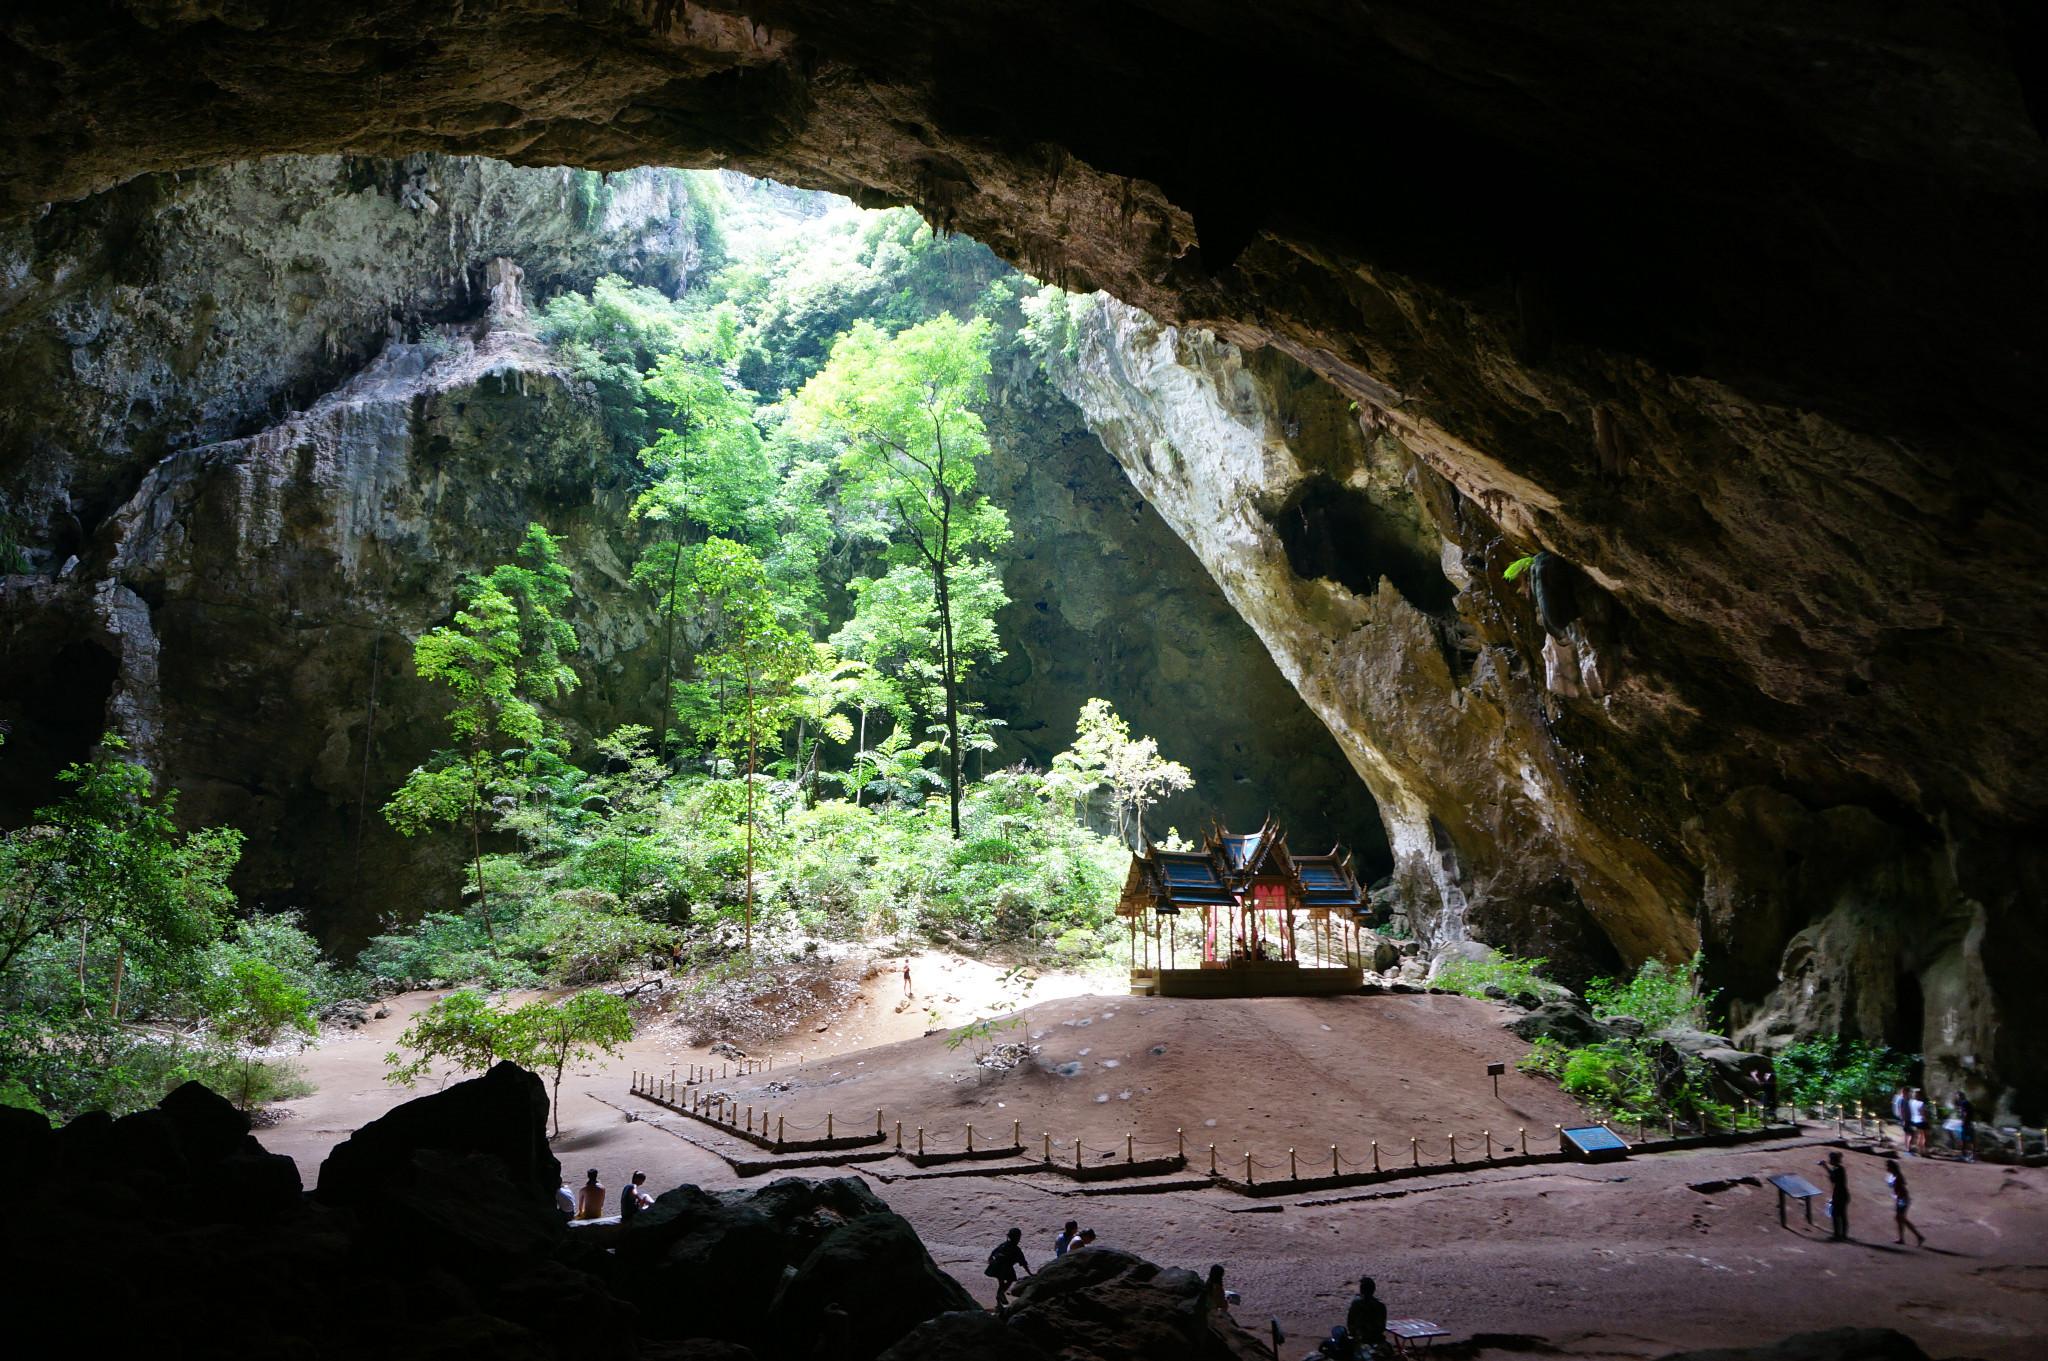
1346 1276 1388 1353
1820 1151 1851 1241
1053 1220 1079 1257
1886 1157 1925 1246
1953 1090 1976 1161
619 1171 651 1223
986 1227 1032 1312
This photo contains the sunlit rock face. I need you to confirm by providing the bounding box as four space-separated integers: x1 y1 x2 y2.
1 2 2044 1112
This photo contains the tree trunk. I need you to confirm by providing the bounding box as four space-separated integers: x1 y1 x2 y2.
657 526 682 761
934 562 962 838
854 706 868 807
470 793 495 953
744 670 756 955
111 944 125 1021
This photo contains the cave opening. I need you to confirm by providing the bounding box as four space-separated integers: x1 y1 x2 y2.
0 635 119 826
1268 474 1456 614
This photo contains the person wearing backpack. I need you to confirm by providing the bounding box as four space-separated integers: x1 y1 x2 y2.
985 1227 1033 1312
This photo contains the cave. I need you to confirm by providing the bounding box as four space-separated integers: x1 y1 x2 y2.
1268 474 1455 614
2 7 2046 1357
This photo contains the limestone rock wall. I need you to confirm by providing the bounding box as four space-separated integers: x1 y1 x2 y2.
1046 299 2045 1120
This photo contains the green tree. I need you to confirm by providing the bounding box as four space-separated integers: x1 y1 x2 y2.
633 345 771 757
386 527 581 951
507 991 634 1138
384 989 514 1086
791 314 1010 837
677 538 812 951
202 956 315 1110
0 735 240 1014
1052 700 1195 849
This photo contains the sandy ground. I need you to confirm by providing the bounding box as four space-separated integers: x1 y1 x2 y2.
264 960 2048 1361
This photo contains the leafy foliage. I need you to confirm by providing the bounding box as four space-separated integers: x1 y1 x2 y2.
1772 1035 1918 1112
385 988 633 1137
1431 952 1551 1000
1584 952 1717 1030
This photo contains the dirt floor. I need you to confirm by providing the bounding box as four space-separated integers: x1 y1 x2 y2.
265 960 2048 1361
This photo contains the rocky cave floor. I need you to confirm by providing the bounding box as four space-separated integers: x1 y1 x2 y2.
214 981 2048 1361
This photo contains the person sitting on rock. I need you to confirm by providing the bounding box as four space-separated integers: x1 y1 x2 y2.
574 1167 606 1220
1053 1219 1079 1257
555 1180 576 1218
619 1171 652 1223
1206 1264 1240 1311
985 1227 1032 1312
1075 1228 1097 1250
1346 1276 1388 1354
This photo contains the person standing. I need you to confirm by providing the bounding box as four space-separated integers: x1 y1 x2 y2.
574 1167 607 1220
1885 1157 1926 1246
985 1227 1032 1313
1820 1151 1851 1241
1907 1088 1929 1157
1953 1089 1976 1162
1890 1085 1911 1152
902 961 913 998
1053 1220 1079 1257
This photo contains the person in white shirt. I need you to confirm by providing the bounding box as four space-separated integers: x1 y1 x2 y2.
1906 1089 1929 1157
555 1182 576 1218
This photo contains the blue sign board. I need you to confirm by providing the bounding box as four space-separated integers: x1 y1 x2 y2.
1562 1125 1630 1158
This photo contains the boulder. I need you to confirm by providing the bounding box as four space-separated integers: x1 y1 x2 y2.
317 1062 558 1208
355 1148 567 1284
1655 1328 1929 1361
879 1311 1054 1361
769 1211 977 1360
157 1080 250 1165
1505 999 1613 1049
1006 1249 1269 1361
616 1177 907 1347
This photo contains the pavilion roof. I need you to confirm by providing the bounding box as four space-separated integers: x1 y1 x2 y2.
1120 821 1365 916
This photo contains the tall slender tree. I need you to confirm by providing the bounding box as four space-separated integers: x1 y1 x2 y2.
791 315 1009 837
385 526 579 949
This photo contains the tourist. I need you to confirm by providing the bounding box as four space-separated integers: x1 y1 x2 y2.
1075 1228 1097 1250
1885 1157 1925 1247
1891 1085 1911 1152
985 1227 1032 1311
555 1180 576 1218
1953 1089 1976 1162
619 1171 652 1222
1907 1088 1929 1157
1346 1275 1388 1354
1053 1220 1079 1256
575 1167 606 1220
1206 1264 1234 1312
1759 1065 1778 1122
902 961 913 997
1819 1151 1851 1241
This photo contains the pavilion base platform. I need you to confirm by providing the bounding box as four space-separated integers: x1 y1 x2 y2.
1131 963 1363 998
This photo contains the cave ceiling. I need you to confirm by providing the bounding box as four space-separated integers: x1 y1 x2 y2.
4 2 2045 829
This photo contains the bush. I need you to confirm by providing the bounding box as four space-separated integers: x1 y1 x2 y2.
1583 951 1716 1030
1433 951 1549 999
1773 1035 1916 1112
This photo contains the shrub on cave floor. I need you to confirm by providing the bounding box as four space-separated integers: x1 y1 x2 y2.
1432 951 1552 1000
1772 1035 1918 1113
1584 950 1717 1031
1521 1036 1736 1130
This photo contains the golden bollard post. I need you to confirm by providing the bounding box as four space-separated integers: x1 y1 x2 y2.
1076 1139 1083 1170
1126 1133 1133 1163
777 1115 785 1144
826 1113 834 1140
967 1122 976 1152
1556 1124 1564 1153
1518 1126 1527 1155
877 1109 884 1137
1245 1152 1254 1186
1372 1140 1380 1173
1332 1145 1340 1177
918 1126 926 1156
1177 1128 1185 1159
1043 1131 1051 1163
1669 1113 1677 1138
1411 1137 1419 1168
1485 1130 1493 1160
1449 1133 1458 1165
895 1120 903 1152
1289 1148 1298 1179
1012 1119 1020 1149
746 1105 753 1133
1209 1144 1218 1175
